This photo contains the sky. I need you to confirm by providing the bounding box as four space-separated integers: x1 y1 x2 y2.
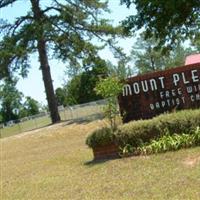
0 0 136 105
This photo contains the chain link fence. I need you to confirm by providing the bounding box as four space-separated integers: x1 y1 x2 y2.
0 99 107 138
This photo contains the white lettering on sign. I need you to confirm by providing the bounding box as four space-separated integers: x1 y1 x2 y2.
187 84 200 94
123 77 164 96
122 69 200 96
122 84 132 96
190 94 200 102
149 97 185 110
158 77 165 89
187 86 193 93
173 74 180 86
160 88 182 99
191 70 199 82
150 79 157 91
133 82 140 94
182 72 190 84
141 80 148 92
172 70 200 86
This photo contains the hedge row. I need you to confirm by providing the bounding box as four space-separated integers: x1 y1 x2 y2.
86 109 200 148
115 109 200 148
86 127 114 148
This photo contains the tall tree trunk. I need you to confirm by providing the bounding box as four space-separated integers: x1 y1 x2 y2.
37 39 61 123
31 0 60 123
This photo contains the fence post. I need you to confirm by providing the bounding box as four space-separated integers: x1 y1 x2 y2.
34 117 38 129
17 123 21 134
69 107 73 120
63 108 67 121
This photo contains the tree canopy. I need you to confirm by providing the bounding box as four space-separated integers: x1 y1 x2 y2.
55 52 133 107
0 79 41 123
131 35 193 74
22 96 40 117
56 56 109 106
0 79 23 122
121 0 200 50
0 0 124 123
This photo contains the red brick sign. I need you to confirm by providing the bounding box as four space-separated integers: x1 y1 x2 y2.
118 63 200 123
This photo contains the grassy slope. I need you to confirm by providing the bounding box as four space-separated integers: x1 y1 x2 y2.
1 120 200 200
1 103 104 138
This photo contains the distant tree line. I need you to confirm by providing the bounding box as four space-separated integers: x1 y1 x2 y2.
0 79 44 123
54 37 193 107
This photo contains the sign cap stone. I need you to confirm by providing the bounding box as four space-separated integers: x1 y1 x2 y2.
185 54 200 65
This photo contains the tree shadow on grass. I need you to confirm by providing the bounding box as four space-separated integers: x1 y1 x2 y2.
61 120 88 126
61 113 104 126
84 156 121 167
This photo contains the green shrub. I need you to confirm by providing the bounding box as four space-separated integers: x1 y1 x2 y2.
138 126 200 155
95 77 123 132
115 109 200 148
86 127 115 148
119 126 200 156
86 109 200 150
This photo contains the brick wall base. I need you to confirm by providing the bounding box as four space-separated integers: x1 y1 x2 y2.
92 144 119 160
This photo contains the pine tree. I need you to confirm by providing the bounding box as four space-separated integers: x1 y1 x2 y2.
0 0 123 123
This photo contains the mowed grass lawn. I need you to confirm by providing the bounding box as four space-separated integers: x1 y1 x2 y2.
1 120 200 200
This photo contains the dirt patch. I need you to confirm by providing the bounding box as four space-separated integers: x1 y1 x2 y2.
183 156 200 167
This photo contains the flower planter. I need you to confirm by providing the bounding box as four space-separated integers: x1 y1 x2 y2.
92 143 119 160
